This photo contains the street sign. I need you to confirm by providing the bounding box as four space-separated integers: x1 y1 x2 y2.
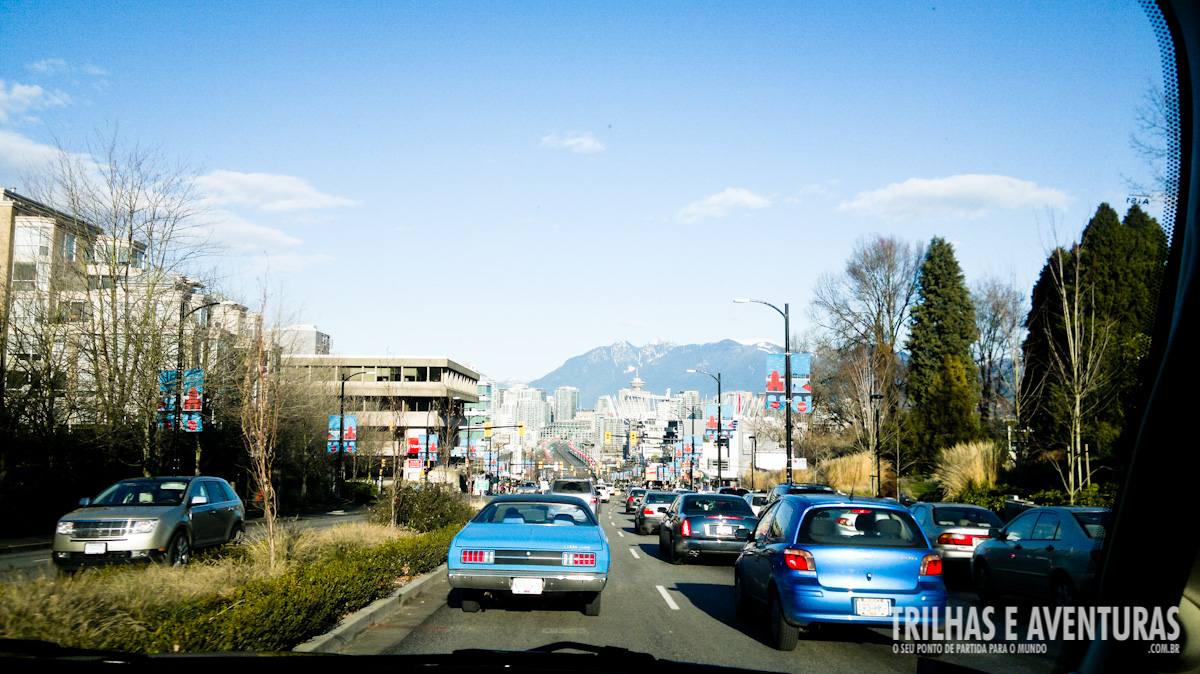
791 457 808 471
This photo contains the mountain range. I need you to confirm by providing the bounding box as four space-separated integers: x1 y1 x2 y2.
527 339 781 408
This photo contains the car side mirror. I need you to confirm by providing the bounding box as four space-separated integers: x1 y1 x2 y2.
190 495 209 506
988 527 1004 540
736 529 751 541
78 497 91 506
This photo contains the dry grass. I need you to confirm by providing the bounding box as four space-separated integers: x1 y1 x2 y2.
0 522 416 646
818 451 891 495
739 468 818 491
929 441 1002 500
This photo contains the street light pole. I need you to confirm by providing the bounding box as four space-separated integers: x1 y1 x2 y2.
688 369 722 488
337 370 368 499
748 435 757 491
174 299 219 475
734 299 793 483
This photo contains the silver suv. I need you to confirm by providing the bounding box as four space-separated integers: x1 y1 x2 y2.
53 476 245 572
549 478 599 515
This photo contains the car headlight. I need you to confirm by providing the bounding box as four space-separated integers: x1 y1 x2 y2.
130 520 157 535
56 521 74 536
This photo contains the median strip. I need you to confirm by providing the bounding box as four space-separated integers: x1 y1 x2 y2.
656 585 680 610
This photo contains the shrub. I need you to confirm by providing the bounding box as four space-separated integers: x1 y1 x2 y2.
818 452 884 495
342 480 378 504
929 441 1002 500
1029 482 1117 508
374 483 475 532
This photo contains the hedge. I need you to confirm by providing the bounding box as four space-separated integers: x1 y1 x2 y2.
100 524 457 653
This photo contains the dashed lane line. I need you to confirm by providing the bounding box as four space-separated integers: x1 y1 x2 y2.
656 585 680 610
629 548 640 559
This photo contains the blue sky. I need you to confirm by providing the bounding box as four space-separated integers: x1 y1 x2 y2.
0 1 1165 382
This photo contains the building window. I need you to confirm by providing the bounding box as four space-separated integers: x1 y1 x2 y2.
12 262 37 291
57 301 88 323
61 233 76 262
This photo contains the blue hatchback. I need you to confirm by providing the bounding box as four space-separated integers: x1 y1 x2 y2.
734 495 947 650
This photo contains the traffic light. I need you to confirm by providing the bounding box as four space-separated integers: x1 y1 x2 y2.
484 423 492 437
604 431 612 445
630 431 638 445
538 461 544 469
519 422 526 436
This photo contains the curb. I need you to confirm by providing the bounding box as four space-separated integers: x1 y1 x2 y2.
293 563 448 654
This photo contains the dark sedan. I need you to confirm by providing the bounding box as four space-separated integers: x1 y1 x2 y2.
658 493 757 564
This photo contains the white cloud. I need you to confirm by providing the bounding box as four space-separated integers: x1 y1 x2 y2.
202 209 304 255
194 170 359 212
247 252 335 275
0 80 71 123
675 187 771 223
0 129 60 180
27 59 68 75
540 132 606 154
837 174 1072 221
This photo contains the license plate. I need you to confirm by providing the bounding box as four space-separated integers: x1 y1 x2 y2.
715 525 733 536
511 577 544 595
83 542 106 555
854 597 892 617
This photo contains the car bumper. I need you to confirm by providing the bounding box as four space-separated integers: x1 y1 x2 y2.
777 574 947 628
448 569 608 593
52 531 171 568
680 538 745 556
934 545 978 561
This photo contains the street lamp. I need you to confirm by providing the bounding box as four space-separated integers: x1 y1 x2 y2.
734 298 793 483
688 368 723 488
336 370 369 499
748 435 757 491
174 300 221 474
870 392 884 497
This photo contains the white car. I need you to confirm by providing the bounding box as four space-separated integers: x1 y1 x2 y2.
596 483 610 503
743 491 769 516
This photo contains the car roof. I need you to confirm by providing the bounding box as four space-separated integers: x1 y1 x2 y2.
779 494 909 510
485 494 594 506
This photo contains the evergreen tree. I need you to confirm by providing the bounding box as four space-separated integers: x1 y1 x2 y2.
905 237 978 407
910 355 979 472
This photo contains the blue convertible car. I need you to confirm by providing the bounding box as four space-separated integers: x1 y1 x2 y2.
447 494 610 616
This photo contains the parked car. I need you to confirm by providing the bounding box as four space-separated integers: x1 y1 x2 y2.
765 483 837 503
447 494 609 616
624 487 647 514
734 494 946 650
633 490 679 535
658 493 757 564
971 506 1107 607
908 502 1003 571
53 476 245 572
549 478 599 515
744 491 769 516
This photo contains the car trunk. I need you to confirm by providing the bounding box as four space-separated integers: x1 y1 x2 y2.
809 546 924 591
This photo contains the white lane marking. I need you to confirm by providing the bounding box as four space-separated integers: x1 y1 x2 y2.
656 585 680 610
617 530 625 538
630 548 640 559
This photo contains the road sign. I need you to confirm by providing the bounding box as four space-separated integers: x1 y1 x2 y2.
791 457 808 471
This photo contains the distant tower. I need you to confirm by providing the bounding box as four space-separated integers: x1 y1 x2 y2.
630 370 645 391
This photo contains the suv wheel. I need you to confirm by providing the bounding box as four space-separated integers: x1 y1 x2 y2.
228 523 245 546
165 531 191 566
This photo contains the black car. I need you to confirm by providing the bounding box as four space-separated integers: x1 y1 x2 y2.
658 493 757 564
765 483 837 503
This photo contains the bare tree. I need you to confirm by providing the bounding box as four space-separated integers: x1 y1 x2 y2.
239 299 281 566
1128 83 1179 201
972 276 1027 430
22 131 210 473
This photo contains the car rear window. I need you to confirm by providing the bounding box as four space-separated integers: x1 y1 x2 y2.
552 481 590 493
476 501 595 526
750 496 767 506
683 496 755 516
645 492 676 504
1072 510 1108 538
932 506 1002 528
797 507 927 548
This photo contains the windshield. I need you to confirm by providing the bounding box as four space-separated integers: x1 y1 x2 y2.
90 481 188 507
0 1 1176 672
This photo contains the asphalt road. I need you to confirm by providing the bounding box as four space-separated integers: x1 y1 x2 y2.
338 503 1062 674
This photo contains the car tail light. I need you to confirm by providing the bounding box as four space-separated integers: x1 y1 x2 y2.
784 548 816 571
920 553 943 576
938 533 978 546
461 550 494 564
644 508 654 515
681 519 691 537
562 552 596 566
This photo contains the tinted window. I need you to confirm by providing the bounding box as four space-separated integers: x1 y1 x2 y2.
754 504 776 540
206 481 231 503
769 501 794 539
1004 512 1038 542
798 507 926 548
682 496 754 516
645 492 676 504
1031 513 1062 540
1072 511 1108 539
552 481 590 493
932 506 1002 528
476 501 595 526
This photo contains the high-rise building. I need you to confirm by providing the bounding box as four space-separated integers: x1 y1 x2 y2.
554 386 579 422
